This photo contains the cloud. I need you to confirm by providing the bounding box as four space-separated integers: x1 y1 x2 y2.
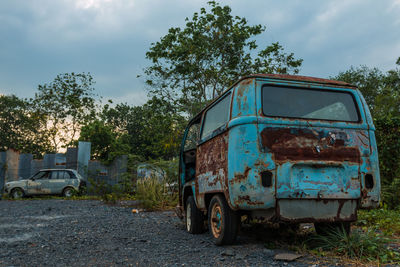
0 0 399 105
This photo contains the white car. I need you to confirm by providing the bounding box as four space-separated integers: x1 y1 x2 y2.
4 169 86 199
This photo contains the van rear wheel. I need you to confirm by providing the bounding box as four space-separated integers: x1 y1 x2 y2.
208 195 239 245
186 196 205 234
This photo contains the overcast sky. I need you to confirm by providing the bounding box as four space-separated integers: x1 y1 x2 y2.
1 0 399 106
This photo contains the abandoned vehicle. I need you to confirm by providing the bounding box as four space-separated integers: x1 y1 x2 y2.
177 74 380 245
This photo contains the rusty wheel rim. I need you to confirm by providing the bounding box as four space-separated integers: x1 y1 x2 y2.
210 203 222 238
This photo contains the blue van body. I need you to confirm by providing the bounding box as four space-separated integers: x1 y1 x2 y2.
178 74 380 243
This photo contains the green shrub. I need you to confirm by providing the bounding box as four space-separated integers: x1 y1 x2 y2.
357 208 400 236
308 226 400 263
136 177 178 210
88 175 136 204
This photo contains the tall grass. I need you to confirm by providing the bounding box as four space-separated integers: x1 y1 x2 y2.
309 227 400 263
135 177 178 210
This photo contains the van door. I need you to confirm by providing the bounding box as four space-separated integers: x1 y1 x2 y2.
261 126 367 200
259 84 369 201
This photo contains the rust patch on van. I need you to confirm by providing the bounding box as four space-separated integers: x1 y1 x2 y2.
235 195 264 206
230 166 251 185
260 128 360 163
197 132 228 175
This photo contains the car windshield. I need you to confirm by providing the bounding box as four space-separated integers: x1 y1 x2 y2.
31 171 49 179
262 85 360 122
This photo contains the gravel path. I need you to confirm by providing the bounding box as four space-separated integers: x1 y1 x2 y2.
0 199 333 267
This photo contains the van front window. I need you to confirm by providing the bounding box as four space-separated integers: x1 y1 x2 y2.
262 85 360 122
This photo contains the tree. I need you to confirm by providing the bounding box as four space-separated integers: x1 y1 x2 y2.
334 59 400 117
0 95 51 157
79 120 131 163
334 66 384 113
144 1 303 116
33 72 98 151
101 98 185 160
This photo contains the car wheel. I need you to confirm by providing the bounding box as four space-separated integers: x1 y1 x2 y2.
314 222 351 236
63 187 75 198
186 196 205 234
11 188 24 199
208 194 239 245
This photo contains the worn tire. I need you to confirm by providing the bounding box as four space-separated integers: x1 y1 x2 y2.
62 187 75 198
314 222 351 236
186 196 205 234
11 188 24 199
208 194 239 246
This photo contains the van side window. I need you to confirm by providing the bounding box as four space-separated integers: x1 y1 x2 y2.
184 123 200 151
201 93 231 139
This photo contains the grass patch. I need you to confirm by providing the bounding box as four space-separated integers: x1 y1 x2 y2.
307 226 400 264
357 208 400 236
135 177 177 211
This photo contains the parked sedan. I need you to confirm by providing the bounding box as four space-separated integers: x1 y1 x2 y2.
4 169 86 199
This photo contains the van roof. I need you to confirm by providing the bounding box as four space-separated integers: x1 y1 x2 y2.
189 74 357 123
238 74 357 89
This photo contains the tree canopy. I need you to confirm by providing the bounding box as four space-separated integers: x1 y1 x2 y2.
0 95 51 157
33 72 98 151
144 1 303 116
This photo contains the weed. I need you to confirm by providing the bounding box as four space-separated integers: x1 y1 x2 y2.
135 177 177 210
308 226 400 264
357 208 400 236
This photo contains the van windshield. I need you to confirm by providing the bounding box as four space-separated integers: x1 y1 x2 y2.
262 85 360 122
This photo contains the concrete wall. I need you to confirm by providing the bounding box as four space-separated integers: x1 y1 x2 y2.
0 144 128 194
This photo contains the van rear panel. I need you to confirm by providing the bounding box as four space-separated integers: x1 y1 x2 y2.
226 76 380 222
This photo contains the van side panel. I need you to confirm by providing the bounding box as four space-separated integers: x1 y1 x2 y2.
357 91 380 208
195 132 229 210
360 129 380 208
231 79 257 119
226 79 275 210
227 124 275 210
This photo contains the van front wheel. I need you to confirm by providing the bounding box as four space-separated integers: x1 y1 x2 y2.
186 196 205 234
208 195 239 245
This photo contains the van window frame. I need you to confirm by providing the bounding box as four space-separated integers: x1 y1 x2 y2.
199 91 232 144
261 84 362 123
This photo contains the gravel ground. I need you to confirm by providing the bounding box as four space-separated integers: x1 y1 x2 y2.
0 199 336 267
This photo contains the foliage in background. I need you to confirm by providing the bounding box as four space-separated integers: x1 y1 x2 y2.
144 1 303 116
79 120 131 164
100 97 186 160
88 173 136 204
0 95 51 157
33 72 98 151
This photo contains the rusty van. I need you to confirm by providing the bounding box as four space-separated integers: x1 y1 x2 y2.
177 74 380 245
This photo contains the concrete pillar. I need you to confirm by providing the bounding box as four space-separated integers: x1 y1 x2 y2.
18 153 33 179
66 147 78 170
5 149 20 182
77 141 91 179
31 159 43 176
0 152 6 193
43 154 56 169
